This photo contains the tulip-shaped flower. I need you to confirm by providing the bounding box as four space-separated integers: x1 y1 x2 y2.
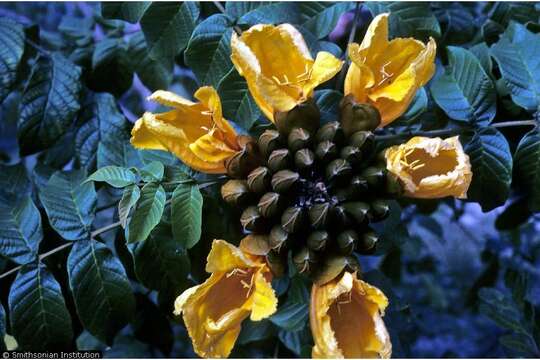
130 86 241 173
345 13 436 127
174 240 278 358
385 136 472 199
310 271 391 358
231 23 343 122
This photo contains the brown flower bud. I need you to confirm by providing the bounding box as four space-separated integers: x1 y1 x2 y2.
269 225 289 252
326 158 352 184
308 202 330 229
358 231 379 254
225 135 261 178
281 206 305 233
315 121 345 145
348 131 374 152
340 94 381 135
342 201 370 226
350 175 369 196
271 169 299 193
221 180 251 207
312 255 361 285
258 192 282 218
360 166 386 189
288 127 311 152
258 130 282 157
247 166 271 193
336 229 358 255
385 172 404 197
294 148 315 172
369 199 390 222
307 230 329 252
292 246 318 274
315 140 337 163
266 250 286 277
240 206 265 232
340 145 362 166
274 98 321 136
267 149 290 172
331 205 352 228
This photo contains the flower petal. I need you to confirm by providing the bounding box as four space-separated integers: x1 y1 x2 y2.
250 270 278 321
344 62 374 103
348 13 390 67
310 272 391 359
189 133 238 163
385 136 472 199
206 239 259 273
303 51 343 97
148 90 195 108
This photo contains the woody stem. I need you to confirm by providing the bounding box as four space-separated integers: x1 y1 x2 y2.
375 120 538 141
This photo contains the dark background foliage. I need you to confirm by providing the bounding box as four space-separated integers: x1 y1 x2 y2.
0 1 539 358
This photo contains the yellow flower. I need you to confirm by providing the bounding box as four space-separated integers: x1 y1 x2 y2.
385 136 472 199
174 240 278 358
310 272 391 359
130 86 241 174
231 24 343 122
345 13 436 127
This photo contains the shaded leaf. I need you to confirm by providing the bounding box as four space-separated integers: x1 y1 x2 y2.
140 2 200 68
298 2 355 40
0 162 31 199
0 17 25 103
490 22 540 112
463 127 512 211
171 183 202 249
514 128 540 211
431 46 496 125
230 2 300 26
8 262 73 350
314 89 342 123
39 170 97 241
118 184 141 228
0 195 41 264
18 53 82 155
270 302 308 332
87 166 137 188
185 14 233 87
101 2 150 23
127 183 166 244
68 239 135 344
217 68 261 131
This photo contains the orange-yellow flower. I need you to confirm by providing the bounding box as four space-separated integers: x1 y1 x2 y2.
385 136 472 199
345 13 436 127
310 271 391 358
231 24 343 122
174 240 278 358
130 87 240 173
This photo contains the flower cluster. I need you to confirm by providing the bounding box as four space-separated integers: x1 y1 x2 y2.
131 13 472 359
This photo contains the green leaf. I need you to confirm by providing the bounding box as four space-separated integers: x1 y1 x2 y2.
0 17 25 103
171 183 203 249
514 128 540 211
118 185 141 228
127 183 166 243
232 2 300 26
18 53 82 155
90 38 132 97
298 2 355 39
463 128 512 211
127 32 172 92
392 88 428 128
237 320 274 345
67 239 135 344
270 302 308 332
314 89 342 123
0 302 5 351
478 287 526 334
433 3 476 45
367 2 441 41
8 262 73 350
87 166 137 188
101 2 151 23
0 162 31 199
140 161 164 182
75 93 134 170
217 68 261 131
469 42 493 77
490 22 540 112
431 46 496 125
499 334 538 357
0 195 42 264
278 329 312 356
185 14 233 87
140 2 200 68
39 170 97 241
131 222 190 292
